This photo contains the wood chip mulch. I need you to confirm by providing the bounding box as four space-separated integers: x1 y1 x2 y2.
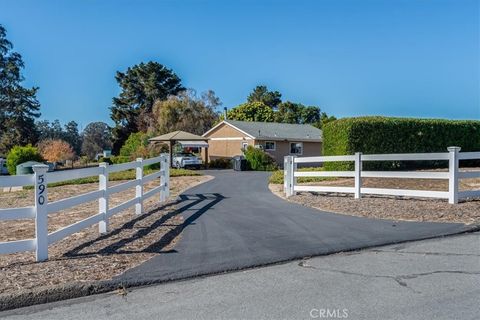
0 175 212 296
270 176 480 225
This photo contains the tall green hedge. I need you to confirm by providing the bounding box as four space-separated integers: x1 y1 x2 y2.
323 117 480 170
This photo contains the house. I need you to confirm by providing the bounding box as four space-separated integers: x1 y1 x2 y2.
202 120 322 165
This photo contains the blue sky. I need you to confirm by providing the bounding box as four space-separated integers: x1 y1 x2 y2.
1 0 479 129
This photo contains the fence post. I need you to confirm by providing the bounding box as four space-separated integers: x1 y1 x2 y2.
354 152 362 199
98 162 109 233
448 146 461 204
291 156 297 196
33 164 49 262
285 156 293 197
160 155 166 202
284 156 289 196
164 155 170 199
135 158 144 214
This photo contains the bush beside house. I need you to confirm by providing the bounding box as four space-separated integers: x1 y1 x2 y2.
208 158 232 169
244 145 277 171
323 116 480 170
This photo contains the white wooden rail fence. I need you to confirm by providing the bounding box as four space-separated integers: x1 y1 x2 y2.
0 154 170 261
284 147 480 204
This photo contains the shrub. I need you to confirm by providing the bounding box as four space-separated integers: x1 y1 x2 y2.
6 145 44 175
170 168 202 177
98 157 113 165
118 132 167 170
323 116 480 170
111 155 130 164
38 139 75 163
208 158 232 169
119 132 150 159
79 156 89 167
244 145 277 171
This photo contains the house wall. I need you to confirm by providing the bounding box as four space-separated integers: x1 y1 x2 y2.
203 123 323 166
257 140 322 166
207 124 247 138
202 123 253 160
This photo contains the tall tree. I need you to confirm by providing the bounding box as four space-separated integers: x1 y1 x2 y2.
63 121 82 155
151 89 221 135
227 102 275 122
275 102 321 126
36 119 82 155
81 122 112 160
110 61 185 153
0 25 40 154
36 119 64 141
247 85 282 109
319 112 337 129
36 120 53 140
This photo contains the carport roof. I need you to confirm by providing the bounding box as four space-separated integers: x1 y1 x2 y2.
149 131 208 142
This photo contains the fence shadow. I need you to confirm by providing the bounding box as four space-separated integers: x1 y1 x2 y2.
64 193 225 258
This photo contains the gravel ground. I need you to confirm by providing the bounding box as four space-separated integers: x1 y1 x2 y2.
0 175 211 296
270 176 480 225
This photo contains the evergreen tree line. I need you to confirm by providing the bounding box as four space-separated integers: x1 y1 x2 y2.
1 23 336 163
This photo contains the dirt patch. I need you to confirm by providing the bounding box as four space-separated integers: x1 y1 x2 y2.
0 175 212 296
269 175 480 224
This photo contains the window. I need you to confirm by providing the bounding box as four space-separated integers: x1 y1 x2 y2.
290 142 303 155
265 141 276 151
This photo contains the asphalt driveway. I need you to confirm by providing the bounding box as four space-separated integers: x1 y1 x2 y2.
116 170 473 284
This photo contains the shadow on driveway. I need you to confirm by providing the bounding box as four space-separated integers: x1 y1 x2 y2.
114 170 476 285
64 193 226 257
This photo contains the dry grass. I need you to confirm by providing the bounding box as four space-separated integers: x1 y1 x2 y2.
0 175 212 295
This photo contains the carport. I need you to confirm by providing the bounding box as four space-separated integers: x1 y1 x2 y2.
149 131 209 167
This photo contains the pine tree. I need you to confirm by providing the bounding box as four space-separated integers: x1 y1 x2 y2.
110 61 184 154
0 25 40 155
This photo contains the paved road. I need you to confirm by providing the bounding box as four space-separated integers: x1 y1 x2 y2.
114 170 472 285
3 232 479 320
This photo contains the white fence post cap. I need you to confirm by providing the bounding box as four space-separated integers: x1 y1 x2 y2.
447 146 461 152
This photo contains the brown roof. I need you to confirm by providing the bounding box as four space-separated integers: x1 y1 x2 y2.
149 131 208 142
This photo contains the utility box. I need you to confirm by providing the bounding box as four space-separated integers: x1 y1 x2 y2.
16 161 44 175
0 158 8 175
232 156 247 171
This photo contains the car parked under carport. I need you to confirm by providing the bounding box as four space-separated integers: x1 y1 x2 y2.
172 152 203 169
